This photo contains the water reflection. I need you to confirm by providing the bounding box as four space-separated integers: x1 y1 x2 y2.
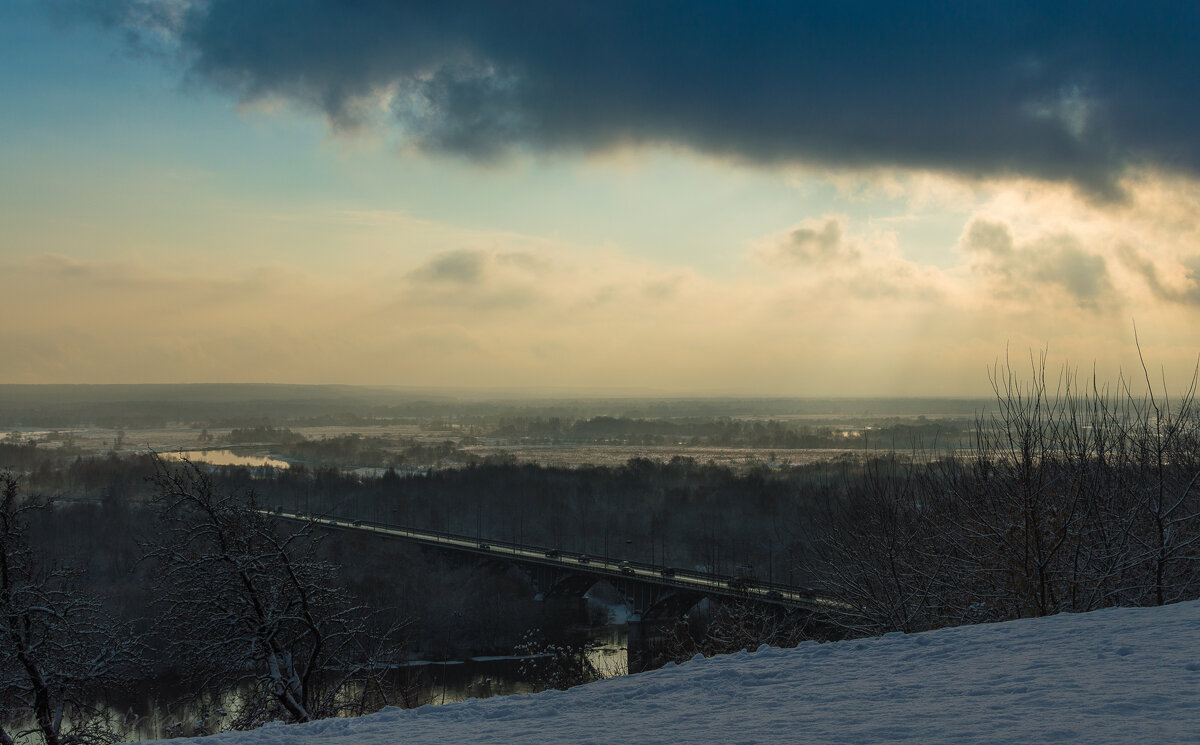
585 626 629 679
72 626 629 741
160 450 290 470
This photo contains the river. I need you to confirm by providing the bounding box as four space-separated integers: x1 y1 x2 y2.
72 623 630 741
159 449 292 470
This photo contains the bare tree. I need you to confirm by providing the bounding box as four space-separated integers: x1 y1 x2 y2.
955 352 1200 613
0 472 140 745
809 454 950 635
145 458 404 730
809 349 1200 638
940 357 1098 620
1119 351 1200 606
653 599 814 664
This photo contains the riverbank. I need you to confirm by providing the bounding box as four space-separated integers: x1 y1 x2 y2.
168 599 1200 744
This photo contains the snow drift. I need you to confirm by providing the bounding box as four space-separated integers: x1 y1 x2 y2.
165 600 1200 744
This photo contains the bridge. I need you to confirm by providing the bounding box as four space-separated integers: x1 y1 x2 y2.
269 510 832 620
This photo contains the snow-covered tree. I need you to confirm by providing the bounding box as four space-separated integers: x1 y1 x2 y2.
515 630 608 691
146 458 404 730
0 472 140 745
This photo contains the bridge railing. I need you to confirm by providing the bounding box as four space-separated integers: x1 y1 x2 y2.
268 510 830 609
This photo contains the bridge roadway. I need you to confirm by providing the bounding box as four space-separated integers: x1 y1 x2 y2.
269 511 830 613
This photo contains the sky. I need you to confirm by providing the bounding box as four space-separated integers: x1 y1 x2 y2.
3 0 1200 395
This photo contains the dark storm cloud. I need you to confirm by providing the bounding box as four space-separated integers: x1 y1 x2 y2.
76 1 1200 193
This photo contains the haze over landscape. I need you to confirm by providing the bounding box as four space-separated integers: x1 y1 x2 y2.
5 3 1200 744
4 1 1200 394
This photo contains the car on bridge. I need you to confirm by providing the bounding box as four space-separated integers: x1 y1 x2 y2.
477 542 490 550
544 549 561 558
619 561 635 575
659 567 676 578
577 554 591 564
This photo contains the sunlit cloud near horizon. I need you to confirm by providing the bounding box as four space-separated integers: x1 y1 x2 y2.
2 1 1200 395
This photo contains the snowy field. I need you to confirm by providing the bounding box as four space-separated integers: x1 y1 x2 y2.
165 600 1200 745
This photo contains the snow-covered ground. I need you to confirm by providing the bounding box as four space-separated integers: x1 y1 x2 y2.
167 600 1200 744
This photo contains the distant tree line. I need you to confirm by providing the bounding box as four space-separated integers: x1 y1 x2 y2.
0 442 43 472
225 428 468 468
242 455 831 582
491 415 968 449
226 425 308 445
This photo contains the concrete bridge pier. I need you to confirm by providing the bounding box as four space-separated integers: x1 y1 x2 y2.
626 620 654 674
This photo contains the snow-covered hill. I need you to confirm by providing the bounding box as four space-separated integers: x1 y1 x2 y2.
175 601 1200 745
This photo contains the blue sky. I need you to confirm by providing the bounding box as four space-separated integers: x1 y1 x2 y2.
2 1 1199 394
